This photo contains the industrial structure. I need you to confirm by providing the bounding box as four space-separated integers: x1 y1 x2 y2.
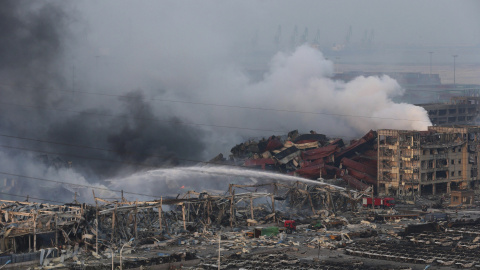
377 126 480 196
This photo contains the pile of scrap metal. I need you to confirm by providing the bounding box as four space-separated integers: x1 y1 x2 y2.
218 130 378 191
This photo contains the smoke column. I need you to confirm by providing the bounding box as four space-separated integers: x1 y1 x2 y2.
185 45 431 143
0 2 431 203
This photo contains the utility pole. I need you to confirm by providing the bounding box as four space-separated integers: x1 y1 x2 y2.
453 55 458 85
428 52 433 76
335 57 340 73
95 55 100 91
71 64 75 92
217 234 221 270
291 25 298 49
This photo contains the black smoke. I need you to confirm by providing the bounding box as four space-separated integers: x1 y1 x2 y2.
0 1 66 105
46 90 206 178
0 1 206 202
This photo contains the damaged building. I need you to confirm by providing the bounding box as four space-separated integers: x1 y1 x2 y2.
419 96 480 126
222 126 480 198
378 125 480 196
225 130 378 192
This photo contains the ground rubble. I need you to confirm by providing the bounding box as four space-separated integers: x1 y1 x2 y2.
3 194 480 269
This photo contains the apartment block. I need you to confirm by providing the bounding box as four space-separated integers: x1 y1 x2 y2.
377 126 480 196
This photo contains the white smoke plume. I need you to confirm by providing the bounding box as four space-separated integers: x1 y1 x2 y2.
179 45 431 148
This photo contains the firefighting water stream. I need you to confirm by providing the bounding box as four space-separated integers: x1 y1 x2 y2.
107 166 347 201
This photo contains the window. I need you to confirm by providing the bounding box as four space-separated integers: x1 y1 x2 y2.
459 159 462 164
452 148 456 153
451 159 455 165
459 171 462 176
430 150 434 155
451 171 455 176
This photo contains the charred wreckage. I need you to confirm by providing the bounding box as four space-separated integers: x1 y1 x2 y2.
1 128 480 269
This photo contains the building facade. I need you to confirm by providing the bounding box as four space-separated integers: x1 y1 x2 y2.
377 126 480 196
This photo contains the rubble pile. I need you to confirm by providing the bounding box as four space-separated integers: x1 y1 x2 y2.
219 130 378 191
0 180 375 269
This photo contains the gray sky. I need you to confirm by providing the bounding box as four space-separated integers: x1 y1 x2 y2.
72 1 480 50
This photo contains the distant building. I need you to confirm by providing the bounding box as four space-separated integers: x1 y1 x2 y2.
419 96 480 126
377 126 480 196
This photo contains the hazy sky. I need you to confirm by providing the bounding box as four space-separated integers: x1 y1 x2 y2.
73 0 480 50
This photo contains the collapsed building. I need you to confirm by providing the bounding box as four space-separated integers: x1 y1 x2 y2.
225 130 378 192
378 125 480 196
225 126 480 197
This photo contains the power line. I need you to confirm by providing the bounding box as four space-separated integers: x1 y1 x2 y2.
0 83 431 123
0 138 330 194
0 191 67 204
0 134 122 154
0 171 158 198
0 144 160 169
0 133 235 167
0 101 383 151
0 131 366 173
0 167 306 202
0 101 287 133
58 88 430 122
0 99 427 142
